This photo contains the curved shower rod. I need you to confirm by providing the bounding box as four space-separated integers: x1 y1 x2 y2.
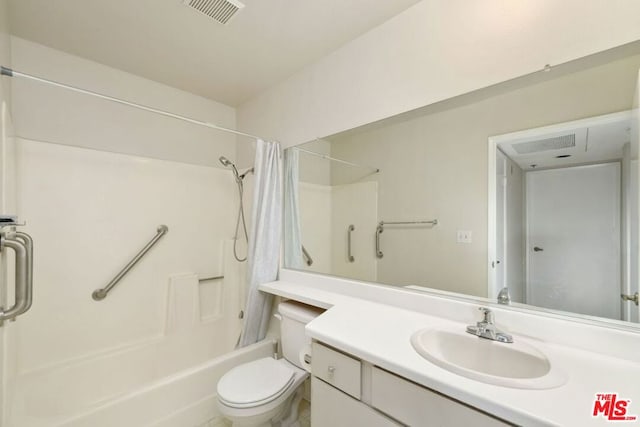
294 147 380 173
0 66 271 143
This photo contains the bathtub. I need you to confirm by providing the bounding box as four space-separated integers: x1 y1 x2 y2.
10 339 275 427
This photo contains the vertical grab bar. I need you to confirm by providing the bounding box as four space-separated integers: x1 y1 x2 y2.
0 236 28 321
375 223 384 259
347 225 355 262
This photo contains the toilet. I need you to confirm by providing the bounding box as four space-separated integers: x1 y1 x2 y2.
217 301 323 427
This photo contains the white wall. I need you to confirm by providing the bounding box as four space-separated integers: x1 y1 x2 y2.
10 37 237 167
327 54 640 297
237 0 640 150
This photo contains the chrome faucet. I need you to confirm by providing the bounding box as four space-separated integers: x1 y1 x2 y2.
466 307 513 343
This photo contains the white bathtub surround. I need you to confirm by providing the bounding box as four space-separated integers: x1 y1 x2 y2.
8 140 246 427
261 269 640 426
283 148 303 269
240 140 282 346
58 341 275 427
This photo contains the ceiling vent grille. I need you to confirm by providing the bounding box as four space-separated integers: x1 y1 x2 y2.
185 0 245 25
512 134 576 154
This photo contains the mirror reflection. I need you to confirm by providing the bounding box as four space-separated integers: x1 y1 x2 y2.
283 46 640 325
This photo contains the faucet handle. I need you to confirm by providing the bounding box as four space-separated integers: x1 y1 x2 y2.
478 307 494 324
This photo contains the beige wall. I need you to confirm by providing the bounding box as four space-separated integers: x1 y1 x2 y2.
298 182 332 274
238 0 640 152
298 139 332 185
327 54 640 297
10 37 236 167
0 0 10 108
0 1 12 424
330 181 378 282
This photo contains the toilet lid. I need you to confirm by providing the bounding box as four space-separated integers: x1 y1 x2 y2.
217 358 296 408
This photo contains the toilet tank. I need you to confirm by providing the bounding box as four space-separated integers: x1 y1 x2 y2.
278 301 324 369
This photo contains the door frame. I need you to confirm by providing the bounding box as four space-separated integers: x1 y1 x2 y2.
487 110 632 300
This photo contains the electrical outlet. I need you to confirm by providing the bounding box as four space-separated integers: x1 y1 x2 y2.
457 230 472 243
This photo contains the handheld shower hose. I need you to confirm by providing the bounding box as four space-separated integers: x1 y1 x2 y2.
219 157 250 262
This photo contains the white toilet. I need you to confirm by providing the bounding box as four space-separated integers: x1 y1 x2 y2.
217 301 323 427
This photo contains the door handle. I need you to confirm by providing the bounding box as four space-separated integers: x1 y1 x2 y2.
533 246 544 252
0 235 29 321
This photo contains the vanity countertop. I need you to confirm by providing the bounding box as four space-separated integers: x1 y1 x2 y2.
260 279 640 427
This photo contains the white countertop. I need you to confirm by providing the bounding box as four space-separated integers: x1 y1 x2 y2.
260 279 640 427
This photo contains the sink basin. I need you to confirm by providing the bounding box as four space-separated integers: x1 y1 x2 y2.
411 328 566 389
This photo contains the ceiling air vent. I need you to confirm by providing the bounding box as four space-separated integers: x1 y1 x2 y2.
512 134 576 155
185 0 245 25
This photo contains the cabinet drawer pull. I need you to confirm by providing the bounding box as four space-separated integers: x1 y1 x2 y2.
328 366 336 375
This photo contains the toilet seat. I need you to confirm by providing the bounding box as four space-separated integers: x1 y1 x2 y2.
217 357 297 409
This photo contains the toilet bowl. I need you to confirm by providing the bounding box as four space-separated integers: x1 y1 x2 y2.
217 357 307 427
216 301 323 427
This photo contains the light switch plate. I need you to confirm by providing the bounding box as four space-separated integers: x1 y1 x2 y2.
457 230 472 243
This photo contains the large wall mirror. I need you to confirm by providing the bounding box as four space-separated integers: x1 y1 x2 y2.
283 43 640 327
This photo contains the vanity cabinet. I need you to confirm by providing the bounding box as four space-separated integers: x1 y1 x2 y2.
310 341 512 427
311 378 400 427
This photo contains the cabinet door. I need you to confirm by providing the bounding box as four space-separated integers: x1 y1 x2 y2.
371 368 512 427
311 377 400 427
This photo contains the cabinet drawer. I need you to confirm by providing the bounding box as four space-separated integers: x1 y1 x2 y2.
312 342 361 399
371 367 512 427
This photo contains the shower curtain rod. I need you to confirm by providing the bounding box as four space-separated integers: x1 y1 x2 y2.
0 66 268 142
294 147 380 173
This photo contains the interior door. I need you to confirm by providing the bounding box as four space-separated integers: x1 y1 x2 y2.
631 68 640 322
526 163 621 320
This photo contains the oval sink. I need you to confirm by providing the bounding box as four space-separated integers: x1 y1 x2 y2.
411 328 566 389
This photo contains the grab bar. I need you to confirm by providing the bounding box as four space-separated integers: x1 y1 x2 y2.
375 224 384 259
347 224 355 262
92 225 169 301
379 219 438 227
375 219 438 259
0 232 30 322
301 245 313 266
198 275 224 282
14 232 34 314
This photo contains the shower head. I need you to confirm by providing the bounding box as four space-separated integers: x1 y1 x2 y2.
219 156 233 167
219 156 253 181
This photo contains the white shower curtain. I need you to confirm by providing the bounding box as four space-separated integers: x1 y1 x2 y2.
239 139 282 347
283 148 304 269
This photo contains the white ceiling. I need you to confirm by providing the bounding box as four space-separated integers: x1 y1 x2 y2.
7 0 419 106
499 113 632 171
